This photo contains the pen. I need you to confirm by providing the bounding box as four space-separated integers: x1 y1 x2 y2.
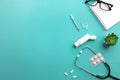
70 14 80 32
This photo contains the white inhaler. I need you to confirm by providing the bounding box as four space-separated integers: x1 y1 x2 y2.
74 34 96 47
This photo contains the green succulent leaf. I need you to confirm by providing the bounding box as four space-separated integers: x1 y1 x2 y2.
105 33 118 46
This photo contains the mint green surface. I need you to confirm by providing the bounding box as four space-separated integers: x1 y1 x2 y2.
0 0 120 80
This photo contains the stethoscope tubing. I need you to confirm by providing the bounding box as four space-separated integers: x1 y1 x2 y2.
74 47 120 80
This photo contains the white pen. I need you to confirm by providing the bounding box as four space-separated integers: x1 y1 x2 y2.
70 14 80 32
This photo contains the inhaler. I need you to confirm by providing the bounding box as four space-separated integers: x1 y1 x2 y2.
74 34 96 47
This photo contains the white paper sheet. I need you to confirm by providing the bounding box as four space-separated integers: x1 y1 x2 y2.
90 0 120 30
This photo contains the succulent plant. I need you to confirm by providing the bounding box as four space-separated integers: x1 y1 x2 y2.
104 33 118 46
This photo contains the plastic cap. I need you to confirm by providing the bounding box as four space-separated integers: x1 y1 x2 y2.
74 42 80 47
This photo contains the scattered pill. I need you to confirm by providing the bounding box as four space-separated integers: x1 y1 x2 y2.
77 54 80 58
97 53 102 57
80 50 82 54
70 69 74 74
72 75 77 79
64 72 68 76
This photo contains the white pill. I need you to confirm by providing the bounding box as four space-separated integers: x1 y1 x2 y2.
94 55 98 59
72 75 77 79
80 50 82 54
97 53 102 57
96 59 100 63
70 69 74 74
64 72 68 76
77 54 80 58
100 57 104 61
92 61 97 65
90 58 94 62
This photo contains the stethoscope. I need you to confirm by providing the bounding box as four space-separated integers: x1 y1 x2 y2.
74 47 120 80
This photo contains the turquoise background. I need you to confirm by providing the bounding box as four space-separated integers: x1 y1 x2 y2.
0 0 120 80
